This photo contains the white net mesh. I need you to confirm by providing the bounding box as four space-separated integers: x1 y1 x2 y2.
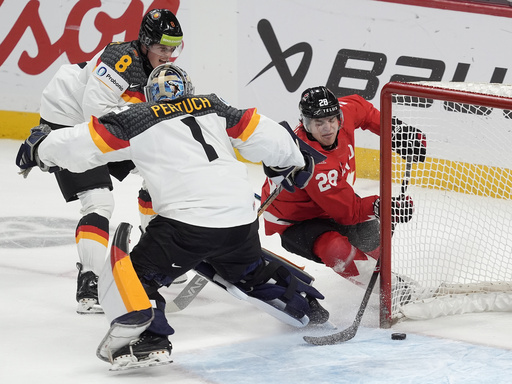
386 82 512 321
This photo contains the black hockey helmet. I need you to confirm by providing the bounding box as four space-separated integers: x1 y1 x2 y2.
139 9 183 48
299 86 343 132
144 63 194 102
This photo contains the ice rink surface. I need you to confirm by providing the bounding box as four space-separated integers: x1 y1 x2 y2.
2 139 512 383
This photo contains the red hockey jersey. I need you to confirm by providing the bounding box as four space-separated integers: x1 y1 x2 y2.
261 94 380 236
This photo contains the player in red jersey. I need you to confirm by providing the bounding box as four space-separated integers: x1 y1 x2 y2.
261 86 424 285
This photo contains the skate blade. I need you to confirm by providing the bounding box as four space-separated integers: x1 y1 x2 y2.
77 298 104 315
110 351 172 371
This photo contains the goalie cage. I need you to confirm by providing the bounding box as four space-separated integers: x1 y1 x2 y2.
379 81 512 327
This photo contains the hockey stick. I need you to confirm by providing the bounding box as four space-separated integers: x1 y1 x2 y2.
400 155 413 199
304 258 381 345
165 185 284 314
303 156 413 345
258 184 283 216
165 274 209 313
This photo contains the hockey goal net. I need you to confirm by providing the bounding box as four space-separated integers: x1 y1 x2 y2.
379 81 512 327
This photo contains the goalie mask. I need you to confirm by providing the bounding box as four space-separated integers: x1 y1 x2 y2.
144 63 194 102
299 86 343 133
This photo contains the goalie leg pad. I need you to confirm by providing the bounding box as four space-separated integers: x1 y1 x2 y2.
237 260 326 323
96 308 154 363
261 248 314 285
100 223 175 338
98 223 153 323
194 261 308 327
194 257 329 327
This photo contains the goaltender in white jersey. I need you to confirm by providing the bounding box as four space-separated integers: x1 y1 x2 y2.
38 92 304 228
16 63 327 370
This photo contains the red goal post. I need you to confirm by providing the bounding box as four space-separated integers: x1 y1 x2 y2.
379 81 512 328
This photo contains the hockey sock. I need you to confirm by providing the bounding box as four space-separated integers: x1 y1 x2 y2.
313 231 369 280
76 212 109 274
365 246 380 260
138 187 156 233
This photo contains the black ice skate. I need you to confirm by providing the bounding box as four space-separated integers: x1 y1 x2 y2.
110 331 172 371
76 262 103 314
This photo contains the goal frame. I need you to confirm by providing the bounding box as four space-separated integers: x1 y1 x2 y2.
379 81 512 328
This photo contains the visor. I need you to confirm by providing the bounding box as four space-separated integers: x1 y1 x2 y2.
147 42 183 60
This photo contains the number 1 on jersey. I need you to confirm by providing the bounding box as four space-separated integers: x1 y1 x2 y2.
181 116 219 162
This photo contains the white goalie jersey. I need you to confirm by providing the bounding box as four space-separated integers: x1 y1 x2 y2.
38 94 305 228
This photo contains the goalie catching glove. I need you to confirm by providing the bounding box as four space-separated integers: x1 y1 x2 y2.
391 117 427 163
15 124 59 178
373 195 414 224
263 153 314 193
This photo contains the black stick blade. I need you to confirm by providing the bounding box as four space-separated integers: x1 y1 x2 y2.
303 324 357 345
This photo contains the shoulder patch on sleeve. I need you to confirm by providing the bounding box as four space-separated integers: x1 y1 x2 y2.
93 63 129 96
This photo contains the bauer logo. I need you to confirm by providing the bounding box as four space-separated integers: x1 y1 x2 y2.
250 18 512 102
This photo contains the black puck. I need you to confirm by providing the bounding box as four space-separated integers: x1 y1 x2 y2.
391 333 406 340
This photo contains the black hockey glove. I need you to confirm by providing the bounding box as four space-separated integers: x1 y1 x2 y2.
15 124 57 178
373 195 414 224
391 117 427 163
263 152 314 193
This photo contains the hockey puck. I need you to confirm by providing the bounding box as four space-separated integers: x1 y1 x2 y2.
391 333 407 340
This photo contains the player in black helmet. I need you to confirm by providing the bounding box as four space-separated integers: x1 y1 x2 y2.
261 85 426 286
36 9 187 315
298 86 344 148
138 9 183 69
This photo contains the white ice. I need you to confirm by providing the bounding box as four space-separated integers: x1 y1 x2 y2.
2 139 512 383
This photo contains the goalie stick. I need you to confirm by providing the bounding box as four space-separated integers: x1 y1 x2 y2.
303 155 413 345
165 274 209 313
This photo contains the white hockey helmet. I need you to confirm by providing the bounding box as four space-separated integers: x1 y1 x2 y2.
144 63 194 102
